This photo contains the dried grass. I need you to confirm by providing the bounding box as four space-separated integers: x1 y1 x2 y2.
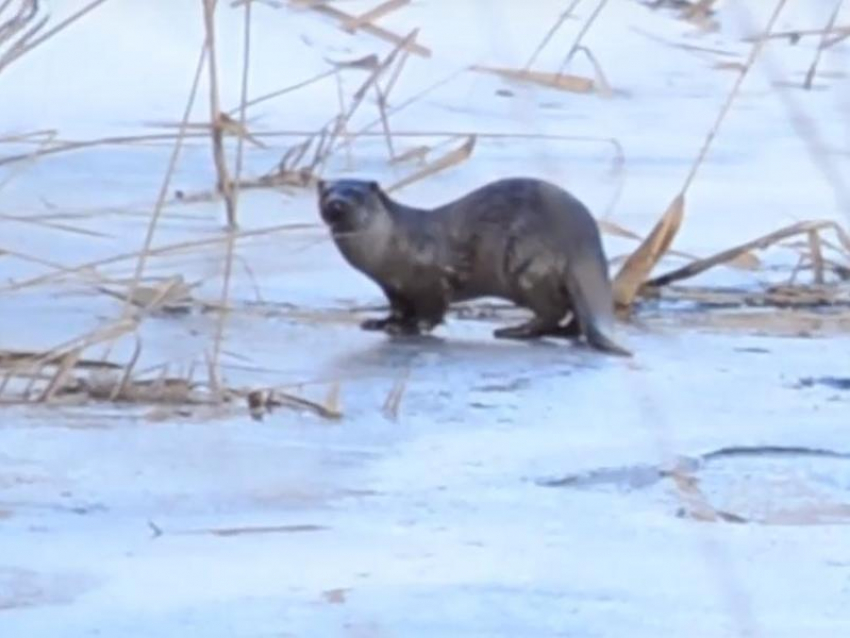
803 0 844 89
645 221 850 290
523 0 582 71
0 0 110 74
613 193 684 308
290 0 431 57
386 135 476 192
342 0 409 33
121 40 208 324
381 369 409 421
202 0 237 227
1 221 317 294
471 64 594 94
244 386 343 420
613 0 791 308
210 0 254 395
2 0 848 430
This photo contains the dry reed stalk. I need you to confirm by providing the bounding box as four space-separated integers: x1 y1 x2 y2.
736 4 850 228
807 229 826 284
381 38 412 98
389 144 428 165
141 118 264 149
323 381 341 416
632 26 739 58
181 523 328 537
0 132 209 167
202 0 237 227
107 336 142 401
680 0 789 193
211 0 253 394
0 349 121 371
37 347 81 402
349 67 467 138
215 112 266 148
382 369 409 421
0 246 81 276
0 128 57 192
804 0 844 90
570 46 613 97
386 135 476 192
823 29 850 48
0 0 36 46
0 0 109 74
683 0 719 21
175 127 627 197
598 218 758 269
557 0 610 74
245 386 343 420
523 0 582 70
323 28 418 164
333 71 354 169
787 253 807 285
0 128 56 144
2 215 314 292
102 275 194 314
291 0 431 57
342 0 408 33
612 193 684 307
121 41 208 320
745 24 850 43
227 68 336 115
645 220 845 289
471 64 594 93
370 39 414 162
613 0 789 308
374 83 396 160
0 126 622 176
14 318 137 401
0 211 110 237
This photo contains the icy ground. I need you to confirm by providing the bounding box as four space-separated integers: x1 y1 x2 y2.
1 1 850 636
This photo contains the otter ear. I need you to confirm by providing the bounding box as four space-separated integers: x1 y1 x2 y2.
368 181 380 193
316 179 326 193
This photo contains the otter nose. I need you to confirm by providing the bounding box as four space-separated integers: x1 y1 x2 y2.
322 197 348 224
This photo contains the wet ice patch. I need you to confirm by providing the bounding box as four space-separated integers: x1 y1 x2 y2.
542 446 850 526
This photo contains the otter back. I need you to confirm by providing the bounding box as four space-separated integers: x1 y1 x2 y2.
316 177 631 356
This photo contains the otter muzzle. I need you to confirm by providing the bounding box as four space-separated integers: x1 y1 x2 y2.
320 196 351 226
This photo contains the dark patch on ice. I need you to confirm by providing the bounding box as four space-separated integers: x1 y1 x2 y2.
797 376 850 391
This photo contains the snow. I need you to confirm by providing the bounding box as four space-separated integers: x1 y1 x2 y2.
1 0 850 636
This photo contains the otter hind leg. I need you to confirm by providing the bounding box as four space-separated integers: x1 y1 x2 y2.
494 315 563 340
495 265 570 341
539 313 581 339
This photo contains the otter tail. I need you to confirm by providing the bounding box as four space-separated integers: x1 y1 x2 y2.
563 249 633 358
582 320 633 358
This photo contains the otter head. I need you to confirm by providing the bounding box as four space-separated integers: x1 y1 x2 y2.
316 179 389 235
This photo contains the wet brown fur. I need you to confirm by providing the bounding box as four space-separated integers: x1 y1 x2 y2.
317 177 631 357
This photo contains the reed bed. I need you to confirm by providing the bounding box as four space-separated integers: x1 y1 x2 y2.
0 0 847 422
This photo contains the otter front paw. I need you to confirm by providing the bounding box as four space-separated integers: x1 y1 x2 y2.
384 320 422 336
360 317 392 331
493 325 540 340
360 316 421 335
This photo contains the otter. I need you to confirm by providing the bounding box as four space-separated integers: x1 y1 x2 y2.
316 177 631 357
